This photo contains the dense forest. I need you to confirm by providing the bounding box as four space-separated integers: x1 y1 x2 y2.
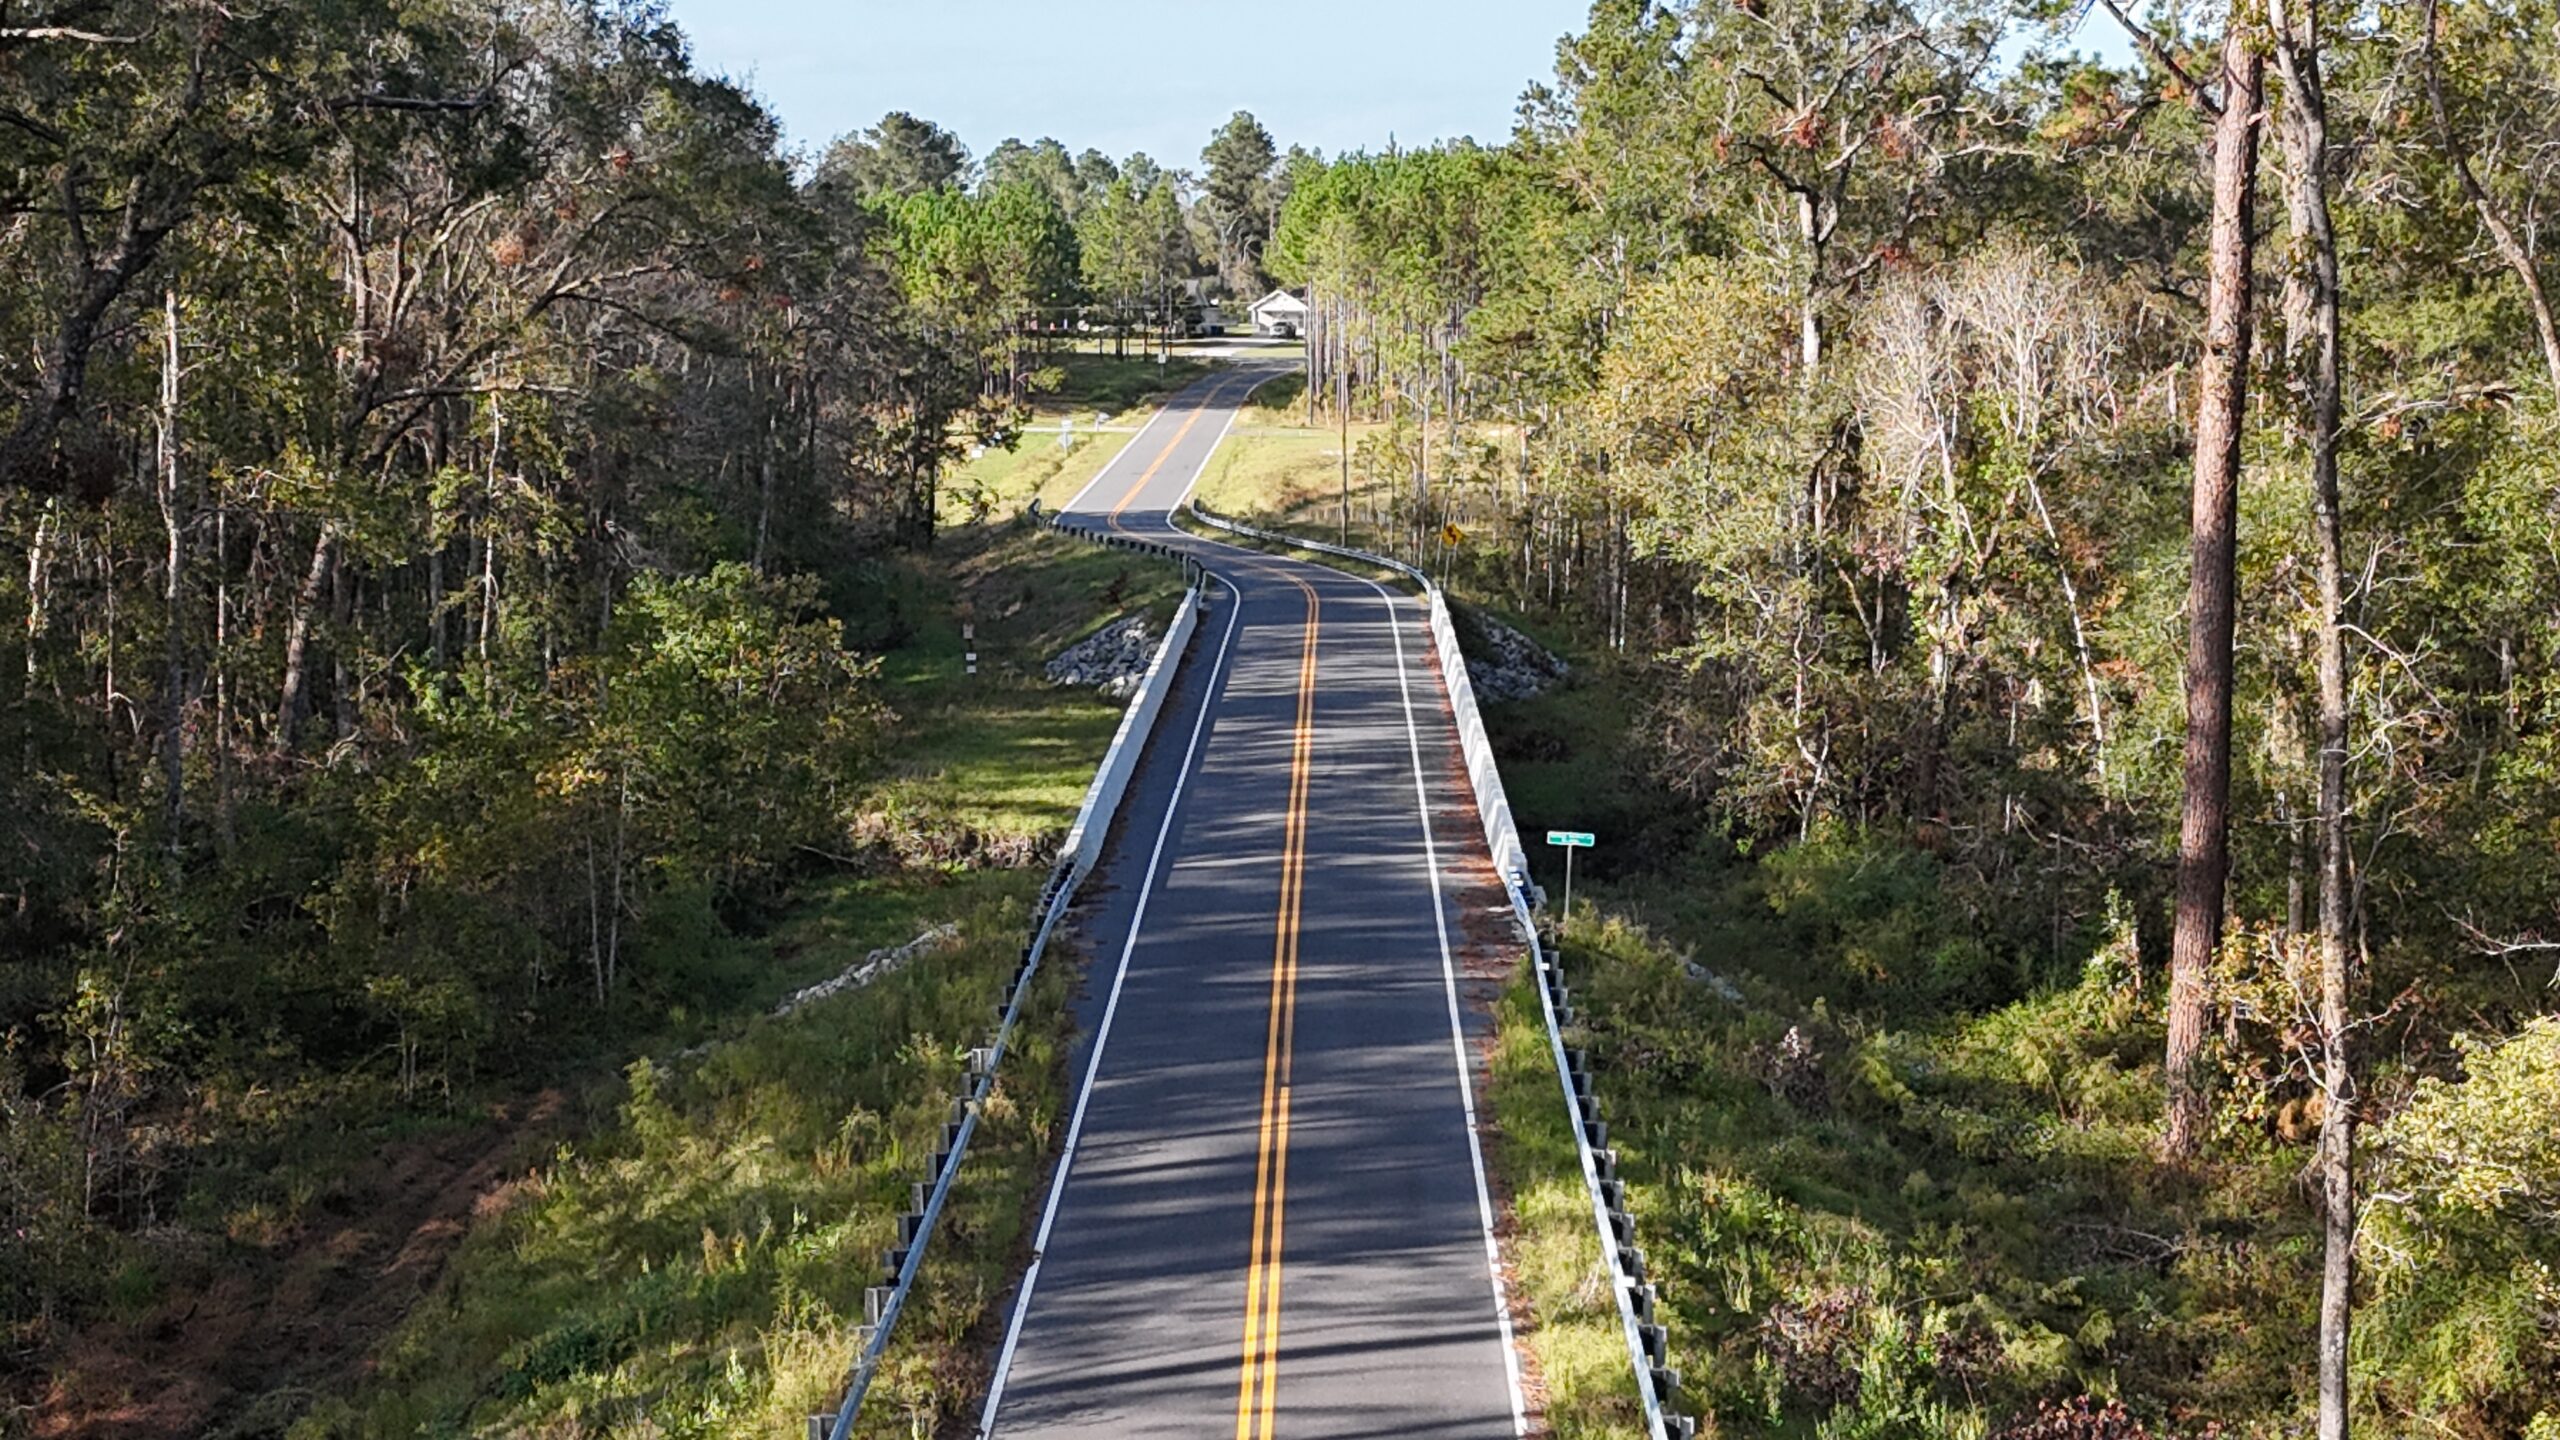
7 0 2560 1435
1262 0 2560 1435
0 1 1301 1423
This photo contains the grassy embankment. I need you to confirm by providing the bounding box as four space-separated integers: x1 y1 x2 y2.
1192 385 2316 1438
940 355 1212 525
1188 373 1374 524
1487 638 2337 1438
1185 371 1522 568
286 359 1200 1440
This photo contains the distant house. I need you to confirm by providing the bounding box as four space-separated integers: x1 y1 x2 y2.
1248 288 1309 338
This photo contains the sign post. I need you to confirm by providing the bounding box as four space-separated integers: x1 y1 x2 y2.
1545 830 1594 931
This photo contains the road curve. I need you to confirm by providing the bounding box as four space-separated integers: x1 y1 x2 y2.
980 365 1527 1439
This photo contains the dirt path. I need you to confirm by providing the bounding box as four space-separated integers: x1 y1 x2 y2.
31 1089 572 1440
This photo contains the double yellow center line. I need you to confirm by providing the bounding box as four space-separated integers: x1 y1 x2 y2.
1236 575 1320 1439
1094 373 1319 1433
1108 378 1246 528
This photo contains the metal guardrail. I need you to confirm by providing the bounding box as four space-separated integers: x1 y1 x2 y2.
811 532 1205 1440
1183 498 1690 1440
821 503 1687 1438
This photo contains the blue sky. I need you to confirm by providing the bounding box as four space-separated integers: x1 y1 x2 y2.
660 0 1593 170
661 1 2141 174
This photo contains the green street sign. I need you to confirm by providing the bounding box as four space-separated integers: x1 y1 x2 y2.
1547 831 1595 848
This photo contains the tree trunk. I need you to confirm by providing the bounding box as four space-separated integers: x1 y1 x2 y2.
274 524 339 753
754 401 776 575
330 563 355 742
2166 18 2265 1162
607 768 628 1002
427 402 450 670
478 398 501 670
1307 293 1322 428
2273 0 2356 1428
1338 343 1351 546
587 836 605 1006
212 502 233 848
1797 190 1823 375
156 290 187 852
23 498 57 774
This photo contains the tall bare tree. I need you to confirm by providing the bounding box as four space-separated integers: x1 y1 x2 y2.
2271 0 2355 1426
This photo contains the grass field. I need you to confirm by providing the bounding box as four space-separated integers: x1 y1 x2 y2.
298 517 1184 1439
1189 374 1383 530
1192 423 1365 520
1037 352 1211 416
937 353 1222 526
1183 390 1543 607
864 519 1185 852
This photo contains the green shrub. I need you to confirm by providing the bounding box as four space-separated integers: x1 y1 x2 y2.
1759 827 2026 1010
2361 1017 2560 1430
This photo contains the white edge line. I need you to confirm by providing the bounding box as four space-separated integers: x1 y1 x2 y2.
1095 364 1277 539
1164 367 1285 512
1368 572 1532 1437
1193 495 1669 1436
976 577 1244 1440
1058 396 1183 514
1153 368 1527 1429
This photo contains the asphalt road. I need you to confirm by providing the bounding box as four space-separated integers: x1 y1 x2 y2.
981 365 1528 1439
